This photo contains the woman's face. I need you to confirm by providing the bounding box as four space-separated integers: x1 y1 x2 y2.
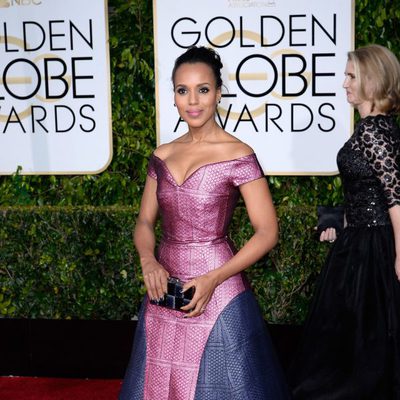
342 60 363 107
342 60 373 115
173 62 221 129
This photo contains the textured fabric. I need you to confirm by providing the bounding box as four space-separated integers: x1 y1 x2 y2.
195 290 291 400
120 153 290 399
149 153 264 244
338 114 400 227
119 302 147 400
289 115 400 400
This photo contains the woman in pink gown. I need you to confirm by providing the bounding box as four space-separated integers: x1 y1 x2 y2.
119 46 291 400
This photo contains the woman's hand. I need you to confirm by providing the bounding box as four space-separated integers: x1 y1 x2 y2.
142 260 169 301
395 256 400 281
388 206 400 282
180 272 219 318
320 227 337 243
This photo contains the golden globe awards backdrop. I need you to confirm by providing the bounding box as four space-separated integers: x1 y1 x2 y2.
0 0 112 174
153 0 354 175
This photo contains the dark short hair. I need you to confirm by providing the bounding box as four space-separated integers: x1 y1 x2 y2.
172 46 223 89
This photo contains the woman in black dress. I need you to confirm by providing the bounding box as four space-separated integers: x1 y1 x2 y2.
289 44 400 399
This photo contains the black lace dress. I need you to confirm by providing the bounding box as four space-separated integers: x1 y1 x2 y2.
289 115 400 399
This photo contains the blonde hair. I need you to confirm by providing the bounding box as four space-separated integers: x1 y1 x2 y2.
348 44 400 114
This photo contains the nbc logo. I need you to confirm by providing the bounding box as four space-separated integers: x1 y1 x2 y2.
0 0 42 7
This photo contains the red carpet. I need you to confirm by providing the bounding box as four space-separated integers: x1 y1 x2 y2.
0 377 122 400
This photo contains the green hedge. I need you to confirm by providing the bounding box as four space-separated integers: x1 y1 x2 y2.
0 204 328 324
0 206 142 320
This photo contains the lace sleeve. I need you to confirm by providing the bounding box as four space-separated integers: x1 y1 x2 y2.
357 116 400 207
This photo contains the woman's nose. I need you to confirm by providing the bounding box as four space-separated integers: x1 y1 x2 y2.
188 91 198 104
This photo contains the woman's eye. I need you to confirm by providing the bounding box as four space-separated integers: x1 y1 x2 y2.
176 88 187 95
199 87 209 94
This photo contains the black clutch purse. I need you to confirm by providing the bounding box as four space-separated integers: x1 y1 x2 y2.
150 276 195 312
316 205 345 237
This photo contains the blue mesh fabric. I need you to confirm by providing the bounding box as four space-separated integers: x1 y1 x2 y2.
118 301 147 400
195 290 291 400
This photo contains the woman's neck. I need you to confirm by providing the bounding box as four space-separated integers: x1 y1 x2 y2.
357 102 385 119
186 122 222 143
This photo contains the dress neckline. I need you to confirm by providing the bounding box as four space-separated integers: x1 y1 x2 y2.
152 153 255 187
361 113 390 121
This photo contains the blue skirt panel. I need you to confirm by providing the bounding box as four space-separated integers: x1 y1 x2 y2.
195 290 291 399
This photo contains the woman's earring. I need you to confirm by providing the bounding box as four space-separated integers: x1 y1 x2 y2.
173 103 176 107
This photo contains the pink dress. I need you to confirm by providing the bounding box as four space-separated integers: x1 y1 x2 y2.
119 153 290 400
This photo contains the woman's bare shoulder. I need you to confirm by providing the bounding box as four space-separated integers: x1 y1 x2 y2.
153 135 188 159
221 133 255 159
153 143 170 159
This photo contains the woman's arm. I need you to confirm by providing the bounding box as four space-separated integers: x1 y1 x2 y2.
389 204 400 281
134 176 169 300
182 177 278 317
214 177 278 280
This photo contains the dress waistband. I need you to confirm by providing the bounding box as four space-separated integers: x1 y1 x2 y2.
161 236 228 247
